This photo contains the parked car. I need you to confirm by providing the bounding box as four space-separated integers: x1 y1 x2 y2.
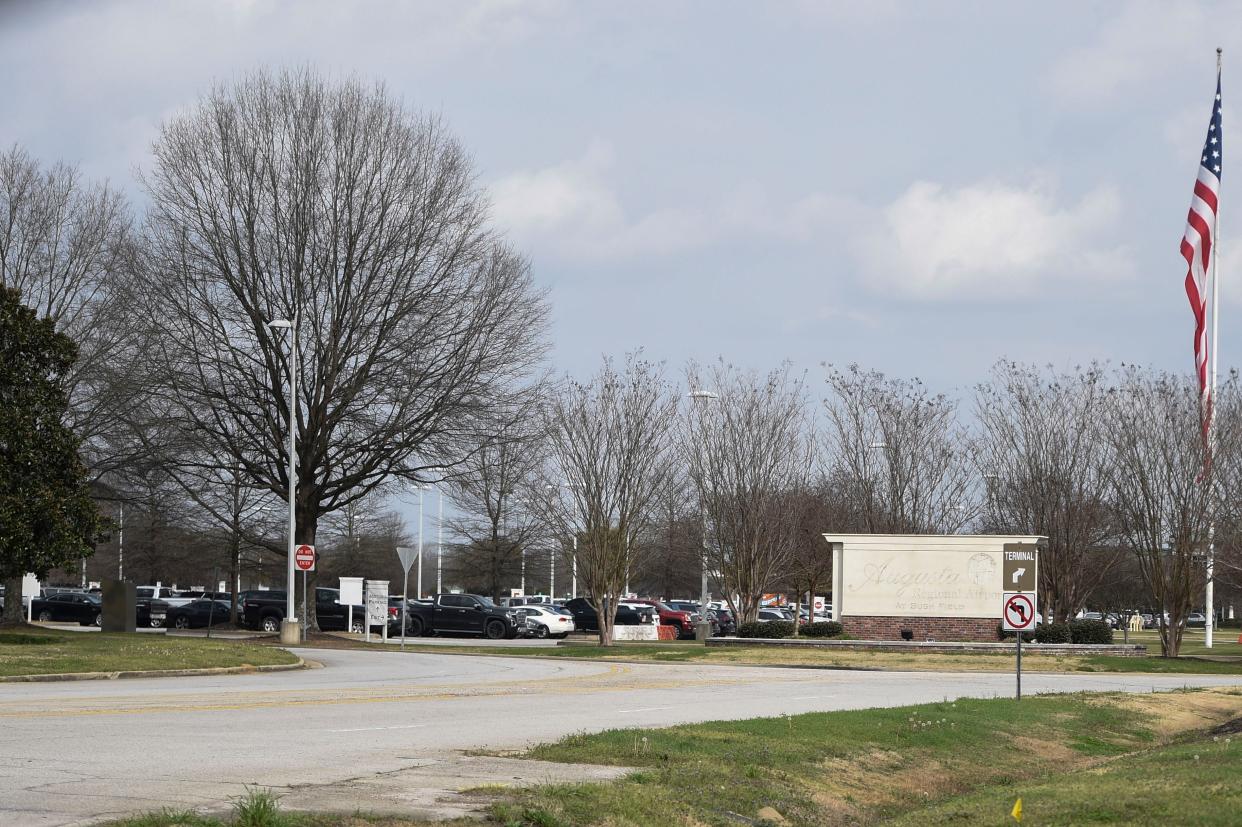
136 586 195 608
517 604 576 638
565 597 654 631
626 598 697 638
241 588 368 633
403 593 523 639
756 608 789 623
710 608 737 636
32 592 102 626
1141 613 1156 629
138 597 170 628
167 597 233 630
1186 612 1208 627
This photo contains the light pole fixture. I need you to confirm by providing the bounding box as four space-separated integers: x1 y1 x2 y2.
688 389 720 620
267 316 299 642
547 481 581 600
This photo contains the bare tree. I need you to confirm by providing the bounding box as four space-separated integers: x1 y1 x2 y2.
446 432 547 601
0 145 146 478
317 497 411 587
540 355 679 645
974 361 1119 621
784 478 853 610
1101 368 1237 656
135 69 548 629
685 361 814 624
823 365 975 534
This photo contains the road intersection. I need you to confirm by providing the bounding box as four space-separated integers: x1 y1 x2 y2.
3 647 1240 825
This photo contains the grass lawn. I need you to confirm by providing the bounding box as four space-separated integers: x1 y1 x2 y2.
0 627 299 677
101 689 1242 827
1123 627 1242 657
311 635 1242 675
493 689 1242 826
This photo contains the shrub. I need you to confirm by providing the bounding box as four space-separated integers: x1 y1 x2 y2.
1069 619 1114 645
801 621 843 638
737 620 794 639
1033 622 1071 644
996 624 1036 643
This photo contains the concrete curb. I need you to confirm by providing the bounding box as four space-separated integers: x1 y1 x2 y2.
706 638 1148 656
0 656 306 683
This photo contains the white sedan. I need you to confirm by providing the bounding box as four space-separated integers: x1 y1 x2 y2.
520 604 576 638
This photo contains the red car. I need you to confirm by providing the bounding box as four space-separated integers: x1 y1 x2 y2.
628 599 697 639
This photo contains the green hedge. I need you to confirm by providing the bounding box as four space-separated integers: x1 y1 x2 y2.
736 620 794 639
996 624 1036 643
1069 619 1114 644
801 621 844 638
1034 622 1072 644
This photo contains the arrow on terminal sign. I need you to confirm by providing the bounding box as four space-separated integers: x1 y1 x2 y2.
1011 568 1025 584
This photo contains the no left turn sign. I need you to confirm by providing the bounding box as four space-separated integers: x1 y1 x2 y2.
1003 592 1036 632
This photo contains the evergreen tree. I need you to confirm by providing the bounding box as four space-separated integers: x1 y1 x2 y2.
1 286 98 624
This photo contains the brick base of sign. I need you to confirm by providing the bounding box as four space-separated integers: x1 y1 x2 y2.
841 615 1000 642
656 624 679 641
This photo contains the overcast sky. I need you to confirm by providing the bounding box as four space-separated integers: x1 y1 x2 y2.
3 1 1238 535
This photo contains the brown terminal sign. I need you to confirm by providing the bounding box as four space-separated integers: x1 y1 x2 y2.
1002 543 1038 592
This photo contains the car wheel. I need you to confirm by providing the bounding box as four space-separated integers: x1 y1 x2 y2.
93 612 102 627
408 617 425 637
533 625 549 639
484 620 506 640
350 619 365 634
174 615 191 630
149 617 164 628
261 615 280 633
37 610 52 622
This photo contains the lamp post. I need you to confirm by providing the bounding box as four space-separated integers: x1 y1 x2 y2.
437 482 444 595
117 502 124 581
547 482 581 600
688 390 719 617
416 485 429 599
267 316 299 642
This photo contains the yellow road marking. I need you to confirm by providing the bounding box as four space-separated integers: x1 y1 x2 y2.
0 666 832 720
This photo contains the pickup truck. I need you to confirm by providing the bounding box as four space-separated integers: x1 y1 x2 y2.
404 594 523 639
137 586 195 609
242 587 373 633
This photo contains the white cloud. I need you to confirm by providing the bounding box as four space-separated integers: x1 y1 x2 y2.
1046 2 1211 105
489 143 856 261
856 179 1129 300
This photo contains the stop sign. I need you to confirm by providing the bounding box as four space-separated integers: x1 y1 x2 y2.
295 544 316 571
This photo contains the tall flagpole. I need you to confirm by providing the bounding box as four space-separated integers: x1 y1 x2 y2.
1207 47 1222 649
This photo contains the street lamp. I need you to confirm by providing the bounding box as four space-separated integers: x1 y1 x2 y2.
267 316 298 642
688 389 720 619
414 483 432 599
547 482 581 600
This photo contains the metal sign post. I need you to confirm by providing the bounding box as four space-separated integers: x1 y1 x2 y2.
294 545 315 641
1003 593 1036 700
1002 543 1039 701
396 546 417 649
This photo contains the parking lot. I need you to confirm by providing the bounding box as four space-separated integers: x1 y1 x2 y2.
4 647 1242 825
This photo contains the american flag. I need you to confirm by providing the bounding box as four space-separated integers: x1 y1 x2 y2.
1180 71 1223 435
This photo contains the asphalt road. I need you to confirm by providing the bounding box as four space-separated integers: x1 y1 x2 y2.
3 648 1241 826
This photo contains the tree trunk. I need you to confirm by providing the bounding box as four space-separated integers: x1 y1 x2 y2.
2 575 26 626
228 531 240 625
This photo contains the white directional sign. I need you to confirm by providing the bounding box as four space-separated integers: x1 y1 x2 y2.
1002 592 1037 632
365 580 389 626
